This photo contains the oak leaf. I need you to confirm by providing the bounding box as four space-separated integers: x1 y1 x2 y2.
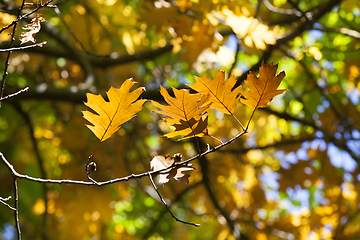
241 61 286 110
82 79 146 142
20 14 46 44
189 70 242 115
151 86 211 140
150 153 194 184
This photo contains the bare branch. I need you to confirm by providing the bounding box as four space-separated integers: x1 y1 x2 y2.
13 177 21 240
0 87 29 102
12 104 49 239
142 181 202 238
148 173 200 227
0 0 26 108
0 129 248 187
0 0 55 35
0 196 16 211
0 42 47 52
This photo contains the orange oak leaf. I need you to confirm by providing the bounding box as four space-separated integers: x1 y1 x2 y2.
241 61 286 110
150 153 194 184
20 14 46 44
189 70 242 115
151 86 211 140
82 79 146 142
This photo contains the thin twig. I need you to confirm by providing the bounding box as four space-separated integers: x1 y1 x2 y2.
0 196 16 211
0 42 47 52
209 135 223 144
0 87 29 102
148 173 200 227
0 0 27 108
24 3 56 8
0 0 55 34
246 109 256 130
142 181 202 238
1 131 248 186
13 104 49 240
13 177 21 240
231 113 246 131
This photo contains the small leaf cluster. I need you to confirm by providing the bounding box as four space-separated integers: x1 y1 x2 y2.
82 61 286 183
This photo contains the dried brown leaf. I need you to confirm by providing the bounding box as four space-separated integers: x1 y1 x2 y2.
20 14 46 44
150 153 194 184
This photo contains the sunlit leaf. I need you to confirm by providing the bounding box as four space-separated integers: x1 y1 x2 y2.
241 61 286 110
151 86 211 140
82 79 146 142
189 70 242 115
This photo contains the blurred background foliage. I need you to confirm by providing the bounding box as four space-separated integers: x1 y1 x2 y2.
1 0 360 239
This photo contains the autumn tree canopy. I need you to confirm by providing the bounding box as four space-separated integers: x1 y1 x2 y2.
1 0 360 239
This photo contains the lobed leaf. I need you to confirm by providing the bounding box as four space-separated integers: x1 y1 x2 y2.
151 86 211 140
189 70 242 115
82 79 146 142
241 61 286 110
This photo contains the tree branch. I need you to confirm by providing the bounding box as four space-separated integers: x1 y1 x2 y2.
0 0 26 108
148 173 200 227
0 87 29 102
0 196 16 211
0 129 246 186
13 177 21 240
0 42 47 52
142 181 202 238
0 0 55 35
12 103 49 240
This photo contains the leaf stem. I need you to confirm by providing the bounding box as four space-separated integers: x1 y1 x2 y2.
231 113 246 131
245 109 256 130
209 135 223 144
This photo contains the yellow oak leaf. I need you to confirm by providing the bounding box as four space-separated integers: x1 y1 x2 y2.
189 70 242 115
20 14 46 44
150 153 194 184
241 61 286 110
151 86 211 140
82 79 146 142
